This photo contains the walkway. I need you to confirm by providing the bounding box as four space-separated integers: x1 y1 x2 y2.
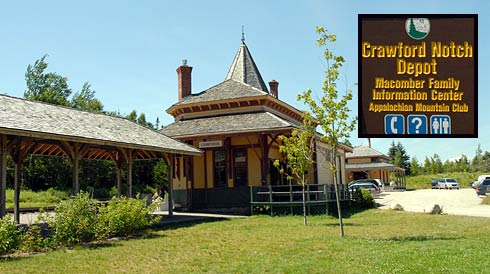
376 188 490 218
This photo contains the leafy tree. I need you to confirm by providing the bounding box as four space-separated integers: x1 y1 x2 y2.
24 55 72 106
71 82 103 112
127 110 138 122
153 159 169 192
274 112 316 226
297 26 356 236
409 156 422 176
472 144 484 172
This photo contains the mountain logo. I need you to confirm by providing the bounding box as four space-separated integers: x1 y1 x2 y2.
405 18 430 40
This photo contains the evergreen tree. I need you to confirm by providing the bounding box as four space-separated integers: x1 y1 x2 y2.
409 157 422 176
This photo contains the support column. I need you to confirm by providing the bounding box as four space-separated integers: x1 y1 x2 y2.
168 155 174 216
116 165 122 197
14 162 22 224
127 157 133 198
72 152 80 195
0 135 6 218
259 135 270 186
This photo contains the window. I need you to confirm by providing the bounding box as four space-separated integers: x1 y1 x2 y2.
234 148 248 186
214 150 227 187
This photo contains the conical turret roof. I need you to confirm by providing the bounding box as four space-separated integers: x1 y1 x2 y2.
225 42 269 92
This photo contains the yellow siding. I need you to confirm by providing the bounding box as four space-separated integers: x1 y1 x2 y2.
248 148 262 186
269 147 282 159
193 154 205 189
173 157 187 190
231 135 257 146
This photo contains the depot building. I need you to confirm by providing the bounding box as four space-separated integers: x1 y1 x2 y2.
160 39 352 211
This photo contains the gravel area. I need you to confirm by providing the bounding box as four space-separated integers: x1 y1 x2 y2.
376 188 490 217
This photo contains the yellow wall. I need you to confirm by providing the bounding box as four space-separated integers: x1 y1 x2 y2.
172 157 187 190
248 148 262 186
193 154 205 189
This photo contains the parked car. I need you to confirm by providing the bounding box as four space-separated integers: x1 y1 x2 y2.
348 179 384 191
476 179 490 195
348 182 380 194
472 175 490 189
437 178 460 190
431 179 439 189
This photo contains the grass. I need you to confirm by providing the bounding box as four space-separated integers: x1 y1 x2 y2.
1 209 490 273
5 188 69 209
482 196 490 205
406 171 479 189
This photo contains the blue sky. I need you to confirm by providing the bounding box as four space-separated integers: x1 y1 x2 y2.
1 0 488 162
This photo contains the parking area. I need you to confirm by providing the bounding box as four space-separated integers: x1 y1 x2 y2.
376 188 490 218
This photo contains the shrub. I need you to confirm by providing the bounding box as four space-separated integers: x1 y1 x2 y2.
0 215 22 255
20 225 55 253
96 197 159 239
48 192 98 246
353 189 375 209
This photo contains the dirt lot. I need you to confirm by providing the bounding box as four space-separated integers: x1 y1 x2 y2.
376 188 490 218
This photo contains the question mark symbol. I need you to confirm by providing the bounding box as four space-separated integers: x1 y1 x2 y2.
412 117 422 133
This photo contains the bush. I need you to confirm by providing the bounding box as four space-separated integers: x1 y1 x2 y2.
47 192 98 246
20 225 54 253
353 189 375 209
0 215 22 255
97 197 159 239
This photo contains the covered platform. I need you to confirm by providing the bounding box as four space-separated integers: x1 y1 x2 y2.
0 94 202 223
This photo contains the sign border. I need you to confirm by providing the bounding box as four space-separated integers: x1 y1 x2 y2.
358 14 478 138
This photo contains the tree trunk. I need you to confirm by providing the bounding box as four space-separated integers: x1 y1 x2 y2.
332 148 344 237
302 175 307 226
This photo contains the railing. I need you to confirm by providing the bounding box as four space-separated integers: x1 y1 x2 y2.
250 184 352 215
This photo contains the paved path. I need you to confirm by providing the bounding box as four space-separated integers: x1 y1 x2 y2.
376 188 490 218
16 210 246 225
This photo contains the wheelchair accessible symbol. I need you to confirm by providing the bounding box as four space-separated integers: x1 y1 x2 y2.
430 115 451 134
385 114 404 134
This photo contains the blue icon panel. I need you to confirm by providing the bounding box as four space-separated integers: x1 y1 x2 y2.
407 115 427 134
430 115 451 134
384 114 405 134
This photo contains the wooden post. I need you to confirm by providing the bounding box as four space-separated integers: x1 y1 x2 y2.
168 155 174 216
0 135 6 218
259 135 270 186
72 151 80 195
14 162 22 224
127 157 133 198
116 165 122 197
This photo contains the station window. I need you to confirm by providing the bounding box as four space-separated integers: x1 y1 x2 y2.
214 150 227 187
234 148 248 186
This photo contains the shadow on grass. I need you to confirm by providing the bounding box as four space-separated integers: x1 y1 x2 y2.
151 216 230 232
372 235 462 242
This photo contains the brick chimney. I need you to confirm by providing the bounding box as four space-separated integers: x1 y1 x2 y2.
177 60 192 101
269 80 279 98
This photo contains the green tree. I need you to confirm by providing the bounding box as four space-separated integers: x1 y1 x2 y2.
297 26 357 236
24 55 72 106
274 112 316 226
127 110 138 122
409 156 422 176
153 159 169 192
472 144 484 172
71 82 103 112
388 141 410 174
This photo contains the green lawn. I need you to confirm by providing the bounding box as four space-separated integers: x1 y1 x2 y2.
1 209 490 273
406 172 479 189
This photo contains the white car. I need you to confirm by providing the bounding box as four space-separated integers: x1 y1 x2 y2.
437 178 460 190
